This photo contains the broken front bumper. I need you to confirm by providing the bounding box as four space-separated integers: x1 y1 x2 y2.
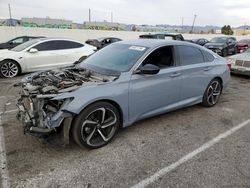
16 90 73 138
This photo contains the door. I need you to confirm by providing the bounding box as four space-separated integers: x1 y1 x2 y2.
55 40 85 67
129 46 182 122
176 45 214 102
21 41 59 72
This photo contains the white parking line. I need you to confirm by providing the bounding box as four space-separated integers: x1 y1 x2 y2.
0 109 18 115
131 119 250 188
0 116 10 188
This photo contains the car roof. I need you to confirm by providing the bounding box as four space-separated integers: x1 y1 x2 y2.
118 39 196 48
35 38 83 43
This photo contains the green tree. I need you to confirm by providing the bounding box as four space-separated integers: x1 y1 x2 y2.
221 25 234 35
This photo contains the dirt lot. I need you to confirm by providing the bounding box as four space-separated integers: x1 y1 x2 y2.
0 75 250 188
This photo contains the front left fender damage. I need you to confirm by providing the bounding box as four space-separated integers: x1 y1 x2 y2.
16 67 117 146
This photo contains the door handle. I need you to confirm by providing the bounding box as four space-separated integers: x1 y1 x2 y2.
170 72 181 78
204 67 212 71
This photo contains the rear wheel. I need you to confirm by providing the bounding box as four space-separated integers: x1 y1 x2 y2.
0 60 20 78
202 79 222 107
72 102 120 149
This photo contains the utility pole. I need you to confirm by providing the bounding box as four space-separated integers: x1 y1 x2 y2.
191 14 197 33
111 12 113 23
88 8 91 22
181 17 184 33
8 3 12 26
243 22 246 35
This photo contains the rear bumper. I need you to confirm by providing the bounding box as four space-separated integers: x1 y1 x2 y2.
231 67 250 76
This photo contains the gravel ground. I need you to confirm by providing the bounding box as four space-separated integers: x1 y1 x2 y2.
0 74 250 188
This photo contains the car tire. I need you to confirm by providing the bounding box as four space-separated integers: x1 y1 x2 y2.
0 60 20 78
72 102 120 149
222 49 227 57
202 78 222 107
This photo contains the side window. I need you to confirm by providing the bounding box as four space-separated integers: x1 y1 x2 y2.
11 37 24 44
202 50 215 62
56 41 84 50
111 38 120 43
142 46 174 69
34 41 59 51
177 45 205 66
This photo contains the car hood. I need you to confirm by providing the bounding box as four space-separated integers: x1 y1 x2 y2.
18 67 118 96
0 50 21 61
229 53 250 61
205 43 226 47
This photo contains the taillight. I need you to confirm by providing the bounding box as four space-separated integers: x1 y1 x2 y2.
226 59 234 70
227 63 232 70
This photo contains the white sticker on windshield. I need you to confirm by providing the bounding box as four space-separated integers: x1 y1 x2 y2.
129 46 146 51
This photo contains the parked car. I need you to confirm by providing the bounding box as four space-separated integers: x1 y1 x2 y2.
139 33 185 41
204 37 237 57
16 39 230 149
237 39 250 53
86 37 122 49
0 36 45 50
0 38 96 78
228 48 250 76
189 38 209 46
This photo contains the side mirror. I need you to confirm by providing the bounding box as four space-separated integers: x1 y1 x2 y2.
137 64 160 75
28 48 38 53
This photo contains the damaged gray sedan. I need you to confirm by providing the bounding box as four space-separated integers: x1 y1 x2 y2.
17 39 230 149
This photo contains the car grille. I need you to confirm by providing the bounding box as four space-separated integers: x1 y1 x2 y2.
235 60 244 66
235 60 250 68
244 61 250 68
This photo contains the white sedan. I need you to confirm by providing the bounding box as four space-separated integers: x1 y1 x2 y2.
0 38 96 78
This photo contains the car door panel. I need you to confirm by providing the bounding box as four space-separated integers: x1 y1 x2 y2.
129 67 182 122
21 51 59 72
175 45 214 103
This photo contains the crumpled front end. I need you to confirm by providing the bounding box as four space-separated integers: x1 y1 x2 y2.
15 67 115 144
16 89 73 136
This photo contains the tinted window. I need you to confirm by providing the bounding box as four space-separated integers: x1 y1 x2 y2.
34 41 59 51
177 46 204 65
56 41 83 49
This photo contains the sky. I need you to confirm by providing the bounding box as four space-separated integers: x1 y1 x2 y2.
0 0 249 27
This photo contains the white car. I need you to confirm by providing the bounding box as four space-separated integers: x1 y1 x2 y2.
0 38 96 78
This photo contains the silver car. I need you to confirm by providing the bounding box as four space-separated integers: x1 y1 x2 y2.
228 48 250 76
17 39 230 149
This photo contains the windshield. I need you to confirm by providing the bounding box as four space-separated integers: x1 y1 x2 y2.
210 37 227 43
11 39 41 52
79 43 148 75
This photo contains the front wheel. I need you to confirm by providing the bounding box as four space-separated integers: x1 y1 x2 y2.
202 79 222 107
72 102 120 149
0 60 20 78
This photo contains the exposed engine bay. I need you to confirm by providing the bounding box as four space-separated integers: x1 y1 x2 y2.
23 67 113 94
16 67 117 144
